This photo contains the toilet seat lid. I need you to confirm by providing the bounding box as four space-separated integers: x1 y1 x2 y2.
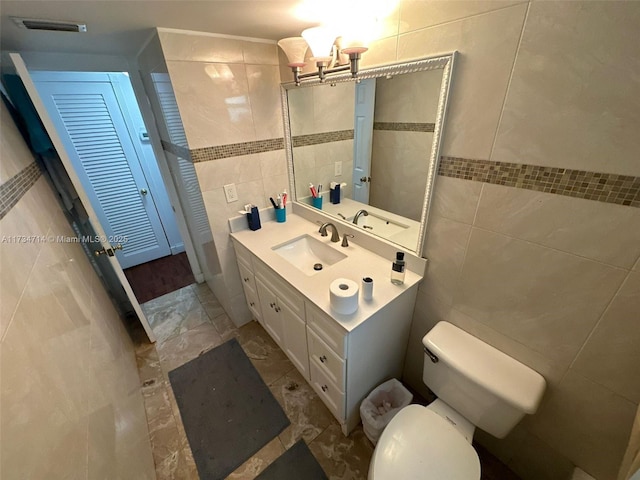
370 404 481 480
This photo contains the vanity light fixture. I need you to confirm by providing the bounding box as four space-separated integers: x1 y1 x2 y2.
278 26 368 86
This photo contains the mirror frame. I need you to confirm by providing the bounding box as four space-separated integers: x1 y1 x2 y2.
280 52 457 256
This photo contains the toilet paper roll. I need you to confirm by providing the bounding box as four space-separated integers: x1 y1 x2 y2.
329 278 359 315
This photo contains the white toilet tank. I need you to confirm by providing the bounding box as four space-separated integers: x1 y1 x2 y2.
422 322 546 438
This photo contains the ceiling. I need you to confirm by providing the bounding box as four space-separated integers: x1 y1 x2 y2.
0 1 314 56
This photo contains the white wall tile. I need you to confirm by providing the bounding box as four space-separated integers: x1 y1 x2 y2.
259 150 288 178
454 228 627 367
492 1 640 176
506 429 575 480
399 0 526 33
529 371 636 480
167 61 255 149
420 215 471 305
246 64 284 140
159 30 244 63
572 272 640 403
242 41 279 65
0 102 35 183
0 192 45 338
429 176 483 225
397 4 527 159
360 36 398 69
195 154 263 192
474 184 640 269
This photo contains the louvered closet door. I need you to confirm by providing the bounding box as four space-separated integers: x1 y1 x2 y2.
154 81 210 242
35 81 171 268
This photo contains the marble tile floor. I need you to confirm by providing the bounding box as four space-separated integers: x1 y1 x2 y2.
132 282 520 480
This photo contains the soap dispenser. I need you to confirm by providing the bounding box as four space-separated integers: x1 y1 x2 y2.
390 251 405 285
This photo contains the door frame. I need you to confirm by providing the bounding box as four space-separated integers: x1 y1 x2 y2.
15 52 204 283
31 71 175 269
7 54 166 340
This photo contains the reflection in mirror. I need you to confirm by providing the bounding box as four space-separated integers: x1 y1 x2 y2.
282 54 455 255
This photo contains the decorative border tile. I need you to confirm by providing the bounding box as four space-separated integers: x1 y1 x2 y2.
373 122 435 133
292 129 354 148
167 131 639 209
439 156 640 208
0 161 42 220
190 137 284 163
161 139 192 161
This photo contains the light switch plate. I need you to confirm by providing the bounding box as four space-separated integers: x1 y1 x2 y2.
223 183 238 203
335 161 343 176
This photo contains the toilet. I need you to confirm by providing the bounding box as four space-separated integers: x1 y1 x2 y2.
369 321 547 479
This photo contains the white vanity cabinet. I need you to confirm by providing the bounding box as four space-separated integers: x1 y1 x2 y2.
253 259 310 381
231 235 418 436
236 243 262 324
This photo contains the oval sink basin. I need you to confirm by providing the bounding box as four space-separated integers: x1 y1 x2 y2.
272 234 347 275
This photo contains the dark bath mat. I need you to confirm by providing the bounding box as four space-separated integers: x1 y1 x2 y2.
256 439 328 480
169 338 290 480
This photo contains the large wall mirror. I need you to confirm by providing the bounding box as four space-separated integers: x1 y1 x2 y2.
281 53 456 255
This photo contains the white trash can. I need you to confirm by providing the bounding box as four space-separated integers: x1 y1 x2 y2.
360 378 413 445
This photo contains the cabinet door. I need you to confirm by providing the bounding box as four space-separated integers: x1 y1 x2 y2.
256 278 284 347
244 283 262 324
280 301 310 381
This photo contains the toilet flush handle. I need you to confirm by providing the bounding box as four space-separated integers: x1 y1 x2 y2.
424 347 439 363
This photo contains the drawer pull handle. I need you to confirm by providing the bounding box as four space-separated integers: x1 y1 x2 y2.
270 302 276 308
321 385 328 392
275 306 281 312
319 355 327 363
249 301 255 307
243 277 250 282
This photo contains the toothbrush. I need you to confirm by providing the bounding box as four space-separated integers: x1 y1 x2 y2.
309 183 317 198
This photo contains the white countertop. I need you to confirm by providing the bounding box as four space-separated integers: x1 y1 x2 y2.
230 214 423 332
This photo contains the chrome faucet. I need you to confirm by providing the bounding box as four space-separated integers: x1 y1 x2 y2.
319 222 341 242
353 209 369 225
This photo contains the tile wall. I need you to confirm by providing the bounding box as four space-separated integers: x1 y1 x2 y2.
152 29 289 327
137 34 228 317
136 2 640 478
0 101 155 477
383 2 640 480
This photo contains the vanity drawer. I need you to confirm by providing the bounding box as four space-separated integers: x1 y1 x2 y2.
238 261 257 292
254 260 304 318
307 328 345 391
306 303 347 359
310 361 345 421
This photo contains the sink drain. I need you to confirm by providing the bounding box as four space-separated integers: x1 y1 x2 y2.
313 263 323 271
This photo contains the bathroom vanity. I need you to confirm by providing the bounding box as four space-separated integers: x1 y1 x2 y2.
230 214 422 435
